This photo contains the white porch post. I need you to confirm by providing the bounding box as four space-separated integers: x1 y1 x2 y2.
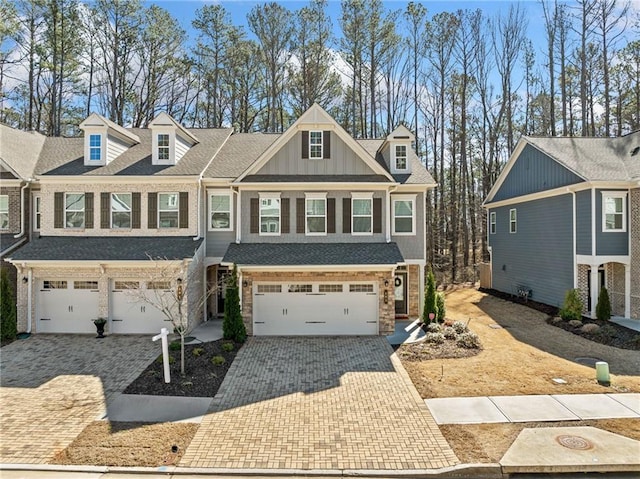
590 266 599 318
625 264 631 319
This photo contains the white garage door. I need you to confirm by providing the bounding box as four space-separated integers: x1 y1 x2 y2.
110 280 176 334
253 282 378 336
37 279 99 333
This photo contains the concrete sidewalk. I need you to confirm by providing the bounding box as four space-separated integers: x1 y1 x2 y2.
426 393 640 424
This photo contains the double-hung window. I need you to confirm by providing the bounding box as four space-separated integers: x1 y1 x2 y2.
260 194 280 235
306 193 326 235
309 131 323 159
158 192 179 228
392 196 415 235
158 134 170 161
509 209 517 234
89 134 101 161
0 195 8 230
210 192 232 230
394 145 408 170
65 193 85 228
111 193 132 228
352 193 373 235
490 212 496 234
602 191 627 232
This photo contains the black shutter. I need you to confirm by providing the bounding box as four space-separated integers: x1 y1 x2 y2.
148 192 157 229
281 198 290 234
342 198 351 234
54 192 63 228
373 197 382 234
323 131 331 159
301 131 309 159
296 198 305 234
85 193 94 229
179 192 189 228
327 198 335 233
100 192 110 229
250 198 259 233
132 193 141 229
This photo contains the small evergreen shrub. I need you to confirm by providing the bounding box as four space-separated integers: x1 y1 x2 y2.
595 324 618 339
422 268 438 323
595 287 612 321
452 321 468 334
222 342 234 352
223 265 247 343
211 355 225 366
436 292 446 322
0 269 17 341
169 340 181 351
192 347 204 357
580 323 600 334
425 332 445 344
426 322 441 333
559 289 583 321
568 319 583 328
443 326 457 340
457 332 481 349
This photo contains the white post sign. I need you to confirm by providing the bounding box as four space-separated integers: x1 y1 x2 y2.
152 327 171 384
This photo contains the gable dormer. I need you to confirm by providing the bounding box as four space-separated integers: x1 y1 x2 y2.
386 125 415 174
79 113 140 166
149 112 199 165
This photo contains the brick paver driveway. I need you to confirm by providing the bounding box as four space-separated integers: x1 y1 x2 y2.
0 334 158 464
181 337 459 470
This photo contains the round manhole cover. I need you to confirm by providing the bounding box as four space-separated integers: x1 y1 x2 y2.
574 357 603 367
556 435 593 450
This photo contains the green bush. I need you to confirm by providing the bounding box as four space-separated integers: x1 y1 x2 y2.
452 321 468 334
422 268 438 323
426 322 441 333
222 342 234 352
456 332 481 349
559 289 583 321
0 268 17 341
211 355 225 366
436 292 446 322
192 347 204 357
169 340 181 351
223 265 247 343
596 287 611 321
443 326 457 340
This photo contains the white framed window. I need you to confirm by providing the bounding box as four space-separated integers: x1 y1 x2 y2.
305 192 326 235
352 192 373 235
349 284 374 293
509 208 517 234
394 144 408 170
89 134 101 161
257 284 282 293
33 194 41 231
309 131 323 159
209 192 232 231
147 280 171 290
158 133 170 161
288 284 312 293
490 211 496 234
259 193 280 235
0 195 8 230
74 280 98 290
65 193 85 228
111 192 132 229
392 195 415 235
158 192 179 228
43 280 67 289
319 284 343 293
602 191 627 232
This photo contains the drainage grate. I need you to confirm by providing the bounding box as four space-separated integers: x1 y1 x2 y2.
556 435 593 450
574 357 603 367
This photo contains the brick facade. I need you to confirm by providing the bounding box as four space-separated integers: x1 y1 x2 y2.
240 270 395 336
407 264 421 318
630 189 640 319
0 186 24 234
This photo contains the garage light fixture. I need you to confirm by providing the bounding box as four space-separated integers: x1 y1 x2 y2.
22 276 28 283
242 280 248 287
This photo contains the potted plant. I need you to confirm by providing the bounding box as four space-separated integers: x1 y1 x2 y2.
93 318 107 338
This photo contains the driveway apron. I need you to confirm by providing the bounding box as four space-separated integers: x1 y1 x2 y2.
181 336 459 470
0 334 158 464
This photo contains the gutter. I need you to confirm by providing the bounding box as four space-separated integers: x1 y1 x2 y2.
27 268 32 333
13 180 32 239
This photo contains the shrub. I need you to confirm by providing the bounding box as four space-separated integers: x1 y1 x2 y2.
192 347 204 357
426 322 441 333
580 323 600 334
211 355 225 366
596 287 611 321
443 326 457 340
223 265 247 343
568 320 583 328
457 332 481 349
0 268 17 341
222 342 234 352
436 292 446 322
595 324 618 339
559 289 583 321
452 321 468 334
169 340 181 351
425 332 445 344
422 268 438 323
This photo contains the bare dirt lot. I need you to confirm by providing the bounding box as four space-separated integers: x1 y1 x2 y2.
399 287 640 463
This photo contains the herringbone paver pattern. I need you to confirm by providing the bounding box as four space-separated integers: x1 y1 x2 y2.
0 334 158 463
181 337 458 470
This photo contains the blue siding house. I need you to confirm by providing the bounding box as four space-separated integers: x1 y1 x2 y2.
484 132 640 321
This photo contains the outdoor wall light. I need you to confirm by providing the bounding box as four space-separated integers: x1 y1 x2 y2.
242 280 248 287
384 279 389 287
176 278 183 301
22 277 28 283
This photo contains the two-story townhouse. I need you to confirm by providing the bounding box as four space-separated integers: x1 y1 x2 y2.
7 113 232 335
203 104 433 336
0 125 45 289
484 131 640 321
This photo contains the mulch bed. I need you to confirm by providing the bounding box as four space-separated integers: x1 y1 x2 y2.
396 339 481 361
123 338 241 397
481 288 639 351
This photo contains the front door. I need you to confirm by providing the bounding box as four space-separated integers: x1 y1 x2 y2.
216 268 229 317
394 272 408 317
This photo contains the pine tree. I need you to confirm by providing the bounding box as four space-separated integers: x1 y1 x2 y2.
422 268 438 323
596 287 611 321
223 265 247 343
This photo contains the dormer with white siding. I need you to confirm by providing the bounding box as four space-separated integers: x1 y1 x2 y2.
149 112 199 165
79 113 140 166
386 125 414 175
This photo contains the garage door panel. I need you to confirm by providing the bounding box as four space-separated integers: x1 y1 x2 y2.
111 280 176 334
37 280 99 334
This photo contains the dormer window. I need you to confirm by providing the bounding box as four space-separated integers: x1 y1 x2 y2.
149 112 199 165
302 130 330 159
309 131 323 159
394 144 407 170
158 134 170 161
89 134 102 161
386 125 414 174
79 113 140 166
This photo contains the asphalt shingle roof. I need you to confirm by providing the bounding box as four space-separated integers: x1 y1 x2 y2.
241 174 391 183
357 138 435 185
205 132 281 178
8 236 203 261
0 124 46 179
222 242 404 266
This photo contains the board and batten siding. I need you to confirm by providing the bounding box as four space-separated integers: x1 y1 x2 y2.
576 189 591 255
489 194 574 308
391 191 425 260
256 131 376 176
595 189 629 256
492 144 583 202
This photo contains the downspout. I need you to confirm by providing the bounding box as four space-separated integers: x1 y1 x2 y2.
13 180 31 239
569 188 577 289
27 268 33 333
193 176 203 241
234 188 241 244
386 185 398 243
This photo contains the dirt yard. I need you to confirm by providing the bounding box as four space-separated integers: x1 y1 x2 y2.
399 287 640 463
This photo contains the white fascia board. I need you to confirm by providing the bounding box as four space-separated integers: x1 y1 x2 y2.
220 264 397 272
576 254 630 266
0 179 23 187
6 259 191 270
35 175 198 185
233 182 395 191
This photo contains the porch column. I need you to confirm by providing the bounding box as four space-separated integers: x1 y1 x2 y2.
590 266 599 318
625 264 631 319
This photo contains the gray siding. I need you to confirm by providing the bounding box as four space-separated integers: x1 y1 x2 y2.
391 191 424 260
206 231 234 258
489 194 574 308
492 144 583 202
256 131 376 176
576 189 591 255
595 189 629 256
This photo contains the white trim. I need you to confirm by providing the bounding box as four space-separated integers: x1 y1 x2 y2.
33 194 41 232
391 143 409 174
351 192 374 236
0 194 8 231
601 190 627 232
64 192 85 229
226 264 397 272
152 129 175 165
110 192 132 229
304 192 327 236
509 208 517 234
489 211 496 234
391 194 416 236
308 130 323 160
591 188 596 256
571 190 577 288
208 190 233 232
576 254 630 266
158 192 180 229
37 176 197 185
258 192 281 236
